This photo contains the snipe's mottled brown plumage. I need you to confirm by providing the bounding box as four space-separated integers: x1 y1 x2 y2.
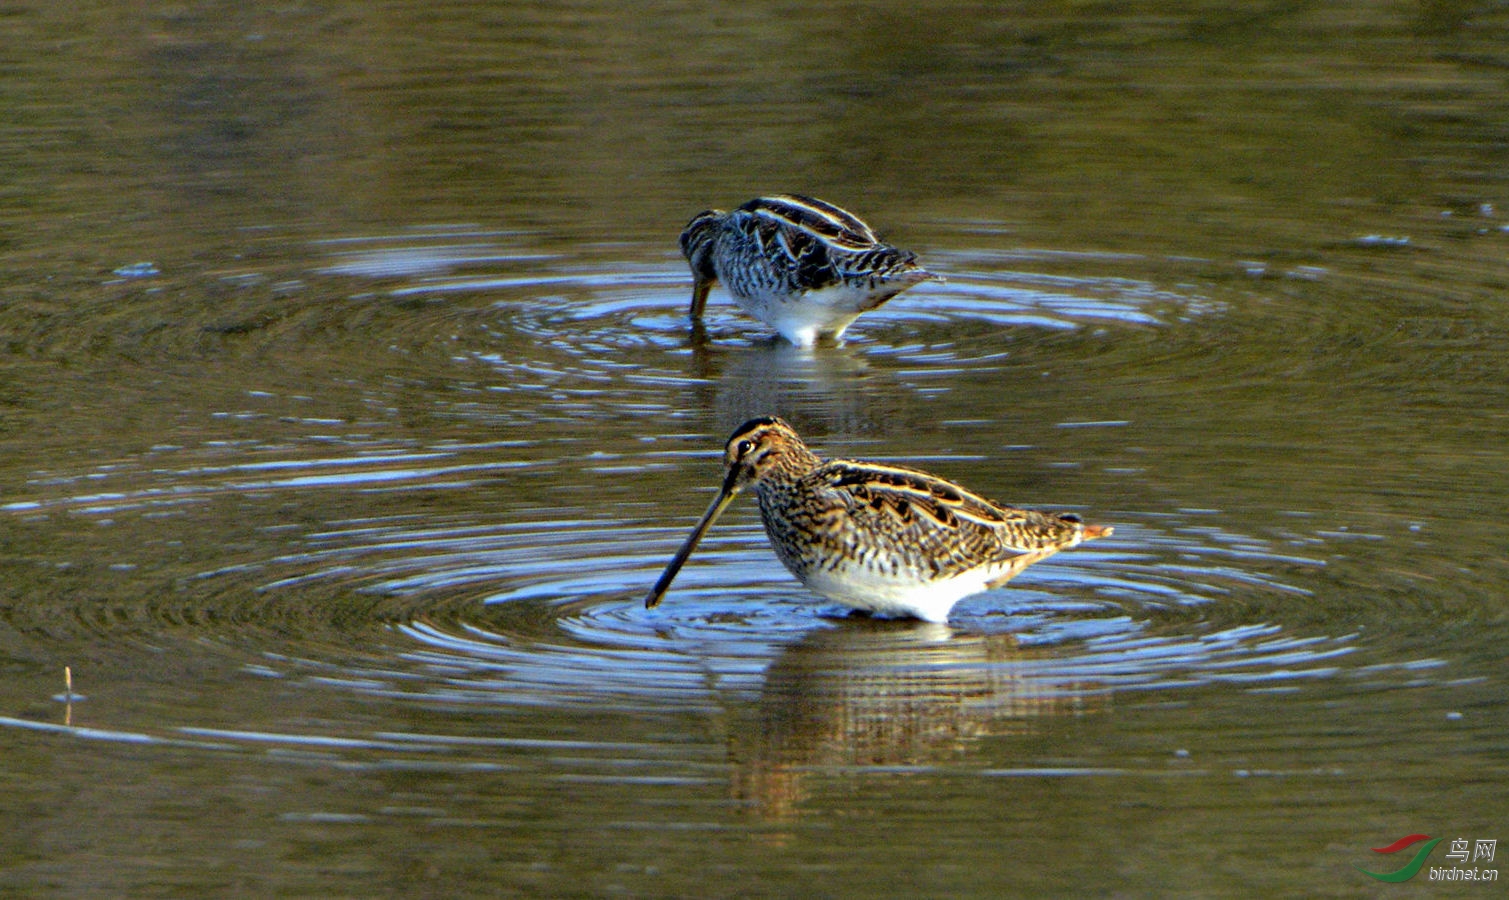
644 417 1112 622
679 195 940 346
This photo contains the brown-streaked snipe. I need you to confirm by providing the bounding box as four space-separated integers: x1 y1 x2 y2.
679 195 940 346
644 416 1112 623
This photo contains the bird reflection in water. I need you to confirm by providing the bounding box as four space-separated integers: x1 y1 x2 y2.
726 620 1106 820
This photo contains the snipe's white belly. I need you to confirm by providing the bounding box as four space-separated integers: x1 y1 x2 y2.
735 283 887 346
793 563 1000 624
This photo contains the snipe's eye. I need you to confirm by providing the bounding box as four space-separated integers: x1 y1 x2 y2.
734 439 755 458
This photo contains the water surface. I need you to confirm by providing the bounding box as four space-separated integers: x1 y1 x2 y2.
2 3 1507 896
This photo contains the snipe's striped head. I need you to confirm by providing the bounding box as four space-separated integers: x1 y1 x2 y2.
678 208 724 282
679 208 724 317
718 415 815 492
644 416 813 610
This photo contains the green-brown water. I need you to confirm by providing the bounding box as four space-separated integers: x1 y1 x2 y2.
2 3 1507 896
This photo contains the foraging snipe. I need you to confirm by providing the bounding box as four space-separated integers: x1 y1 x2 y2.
679 195 940 346
645 417 1112 623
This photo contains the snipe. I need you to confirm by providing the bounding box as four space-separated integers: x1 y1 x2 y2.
645 417 1112 623
679 195 940 346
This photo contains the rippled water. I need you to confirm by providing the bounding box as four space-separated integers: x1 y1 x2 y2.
3 3 1508 897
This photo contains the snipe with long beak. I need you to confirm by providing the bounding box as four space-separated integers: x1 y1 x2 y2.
678 195 940 346
644 417 1112 623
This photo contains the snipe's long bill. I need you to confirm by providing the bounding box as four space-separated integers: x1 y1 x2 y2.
679 194 940 346
644 416 1112 623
